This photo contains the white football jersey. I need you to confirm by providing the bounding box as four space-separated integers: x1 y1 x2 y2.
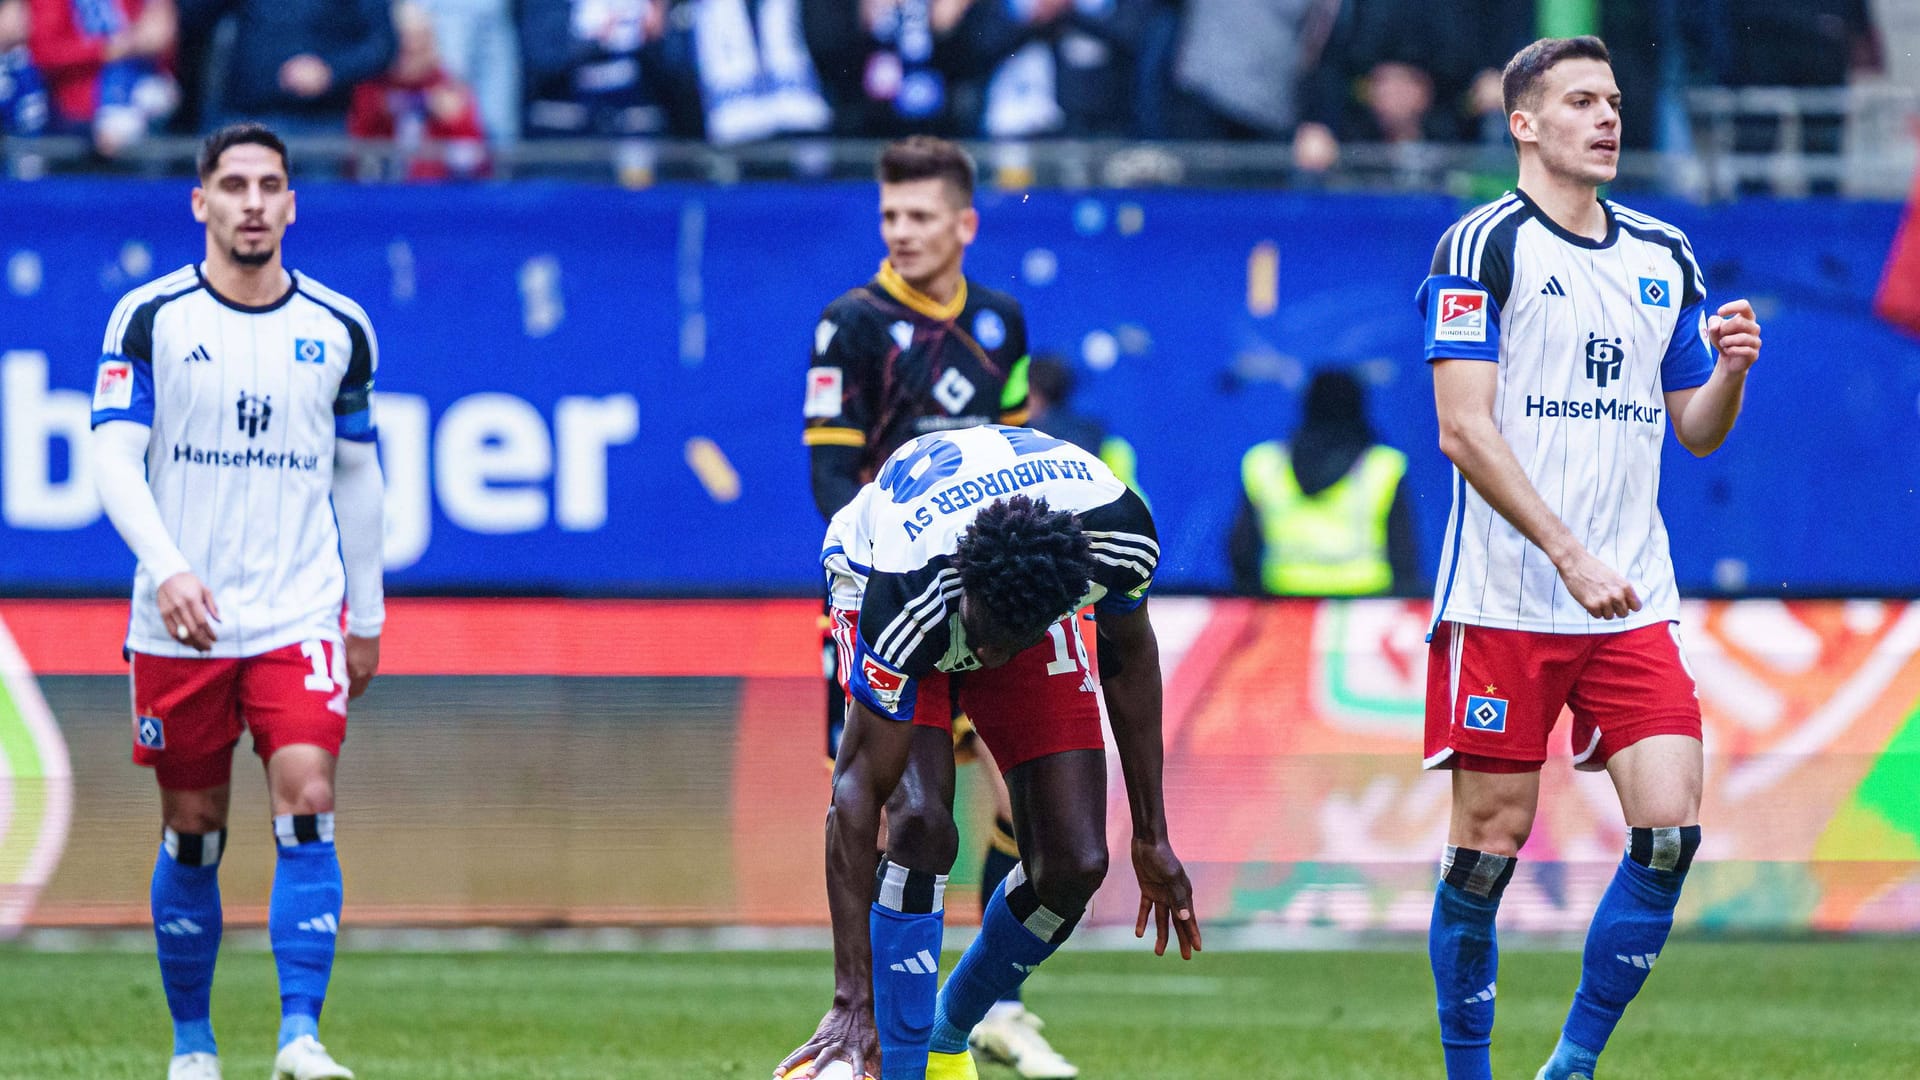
823 425 1157 721
1417 192 1716 635
92 264 378 658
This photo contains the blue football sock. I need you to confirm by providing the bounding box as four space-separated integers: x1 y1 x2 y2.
1554 826 1701 1071
1429 845 1516 1080
269 813 342 1050
978 819 1022 1006
152 828 226 1057
870 859 947 1080
931 862 1079 1054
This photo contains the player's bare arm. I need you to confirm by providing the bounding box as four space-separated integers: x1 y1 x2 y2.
1096 599 1202 959
776 697 916 1079
1433 359 1640 620
1667 299 1762 456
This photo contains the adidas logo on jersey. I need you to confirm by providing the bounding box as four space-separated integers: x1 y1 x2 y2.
298 913 339 935
1462 981 1496 1004
157 918 205 936
888 949 938 975
1540 276 1567 297
184 344 213 364
1616 952 1658 970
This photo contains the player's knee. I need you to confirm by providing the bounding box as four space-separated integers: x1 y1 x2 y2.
161 788 228 835
274 775 336 817
884 799 958 872
1027 839 1107 915
1453 800 1534 856
163 802 227 836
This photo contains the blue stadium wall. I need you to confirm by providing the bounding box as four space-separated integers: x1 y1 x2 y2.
1 181 1915 594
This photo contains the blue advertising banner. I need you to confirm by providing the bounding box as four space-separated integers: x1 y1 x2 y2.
1 181 1915 593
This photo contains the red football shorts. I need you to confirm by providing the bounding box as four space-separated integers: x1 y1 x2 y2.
130 639 350 790
1424 620 1701 774
832 610 1104 773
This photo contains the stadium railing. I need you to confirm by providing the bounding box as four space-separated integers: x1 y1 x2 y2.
6 86 1914 197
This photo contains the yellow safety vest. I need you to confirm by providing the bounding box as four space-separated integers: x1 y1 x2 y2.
1241 441 1406 596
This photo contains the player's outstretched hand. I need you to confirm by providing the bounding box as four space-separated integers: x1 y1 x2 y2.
1554 548 1641 621
1707 299 1762 374
1132 837 1202 960
774 1004 878 1080
157 572 220 651
345 635 380 700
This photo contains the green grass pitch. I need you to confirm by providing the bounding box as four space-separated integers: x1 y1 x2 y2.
3 942 1916 1078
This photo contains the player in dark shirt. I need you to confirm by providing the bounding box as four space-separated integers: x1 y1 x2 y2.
804 145 1030 517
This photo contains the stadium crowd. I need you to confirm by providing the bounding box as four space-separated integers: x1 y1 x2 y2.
0 0 1884 178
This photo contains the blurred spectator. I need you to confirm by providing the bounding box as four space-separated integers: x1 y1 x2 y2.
421 0 520 145
1027 353 1145 500
802 0 1027 137
689 0 829 145
1699 0 1879 193
519 0 671 138
1228 370 1416 597
181 0 394 134
27 0 177 155
1291 0 1495 171
1168 0 1339 140
1 0 51 134
348 1 487 180
1051 0 1152 135
982 0 1154 138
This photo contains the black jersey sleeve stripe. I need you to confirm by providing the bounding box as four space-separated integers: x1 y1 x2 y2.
104 267 200 359
296 280 379 416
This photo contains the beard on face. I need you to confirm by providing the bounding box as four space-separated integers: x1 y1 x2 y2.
229 245 274 267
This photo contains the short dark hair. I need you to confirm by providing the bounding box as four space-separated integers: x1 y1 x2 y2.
877 136 975 204
197 123 290 180
953 494 1093 646
1502 36 1612 116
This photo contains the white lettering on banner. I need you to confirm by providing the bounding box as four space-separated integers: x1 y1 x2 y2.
424 391 641 536
2 351 100 529
435 393 554 533
0 352 642 562
555 395 640 531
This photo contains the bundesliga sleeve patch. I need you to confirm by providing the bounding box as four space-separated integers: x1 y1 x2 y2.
1434 290 1490 343
859 653 908 713
804 366 844 419
93 359 135 410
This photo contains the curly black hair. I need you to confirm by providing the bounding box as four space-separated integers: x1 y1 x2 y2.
952 494 1095 645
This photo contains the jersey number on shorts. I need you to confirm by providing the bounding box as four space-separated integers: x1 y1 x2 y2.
300 640 346 693
1044 621 1095 692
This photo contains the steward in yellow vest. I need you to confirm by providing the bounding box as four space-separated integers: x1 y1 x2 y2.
1229 370 1419 596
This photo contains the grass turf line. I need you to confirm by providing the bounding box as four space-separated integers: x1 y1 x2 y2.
1 943 1916 1078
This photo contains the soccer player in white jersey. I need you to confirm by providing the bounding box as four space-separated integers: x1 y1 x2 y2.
1415 38 1762 1080
90 124 385 1080
777 425 1200 1080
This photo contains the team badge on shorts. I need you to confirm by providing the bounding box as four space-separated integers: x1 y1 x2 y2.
1463 695 1508 733
136 715 165 749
